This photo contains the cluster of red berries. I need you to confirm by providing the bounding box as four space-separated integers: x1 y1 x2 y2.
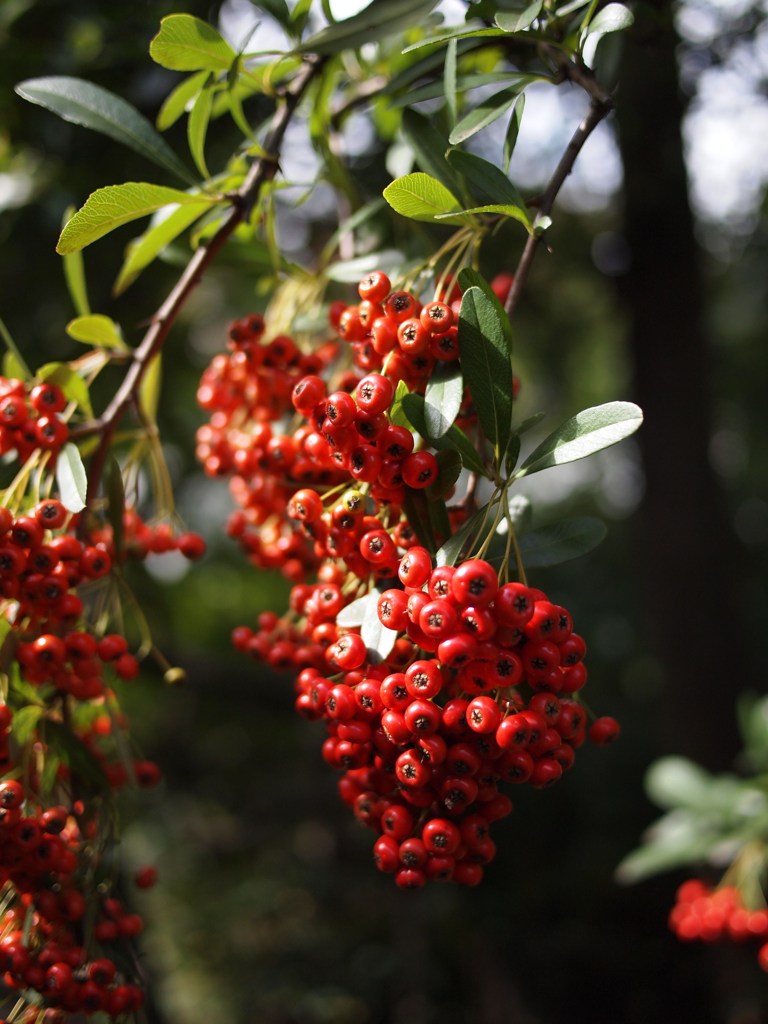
200 270 619 886
0 378 70 463
0 492 195 1016
0 777 146 1017
670 879 768 971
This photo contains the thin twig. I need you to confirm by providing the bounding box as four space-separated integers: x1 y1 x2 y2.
505 57 613 319
75 56 323 501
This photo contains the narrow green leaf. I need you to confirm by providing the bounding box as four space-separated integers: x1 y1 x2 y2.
503 94 525 174
517 516 607 567
15 76 194 184
0 315 31 378
106 456 126 563
449 84 525 145
514 411 546 435
140 354 162 423
297 0 439 55
389 380 411 429
56 442 88 513
495 1 544 32
187 75 215 178
2 351 27 382
255 0 292 28
226 58 253 138
289 0 313 35
11 705 43 745
156 70 208 131
150 14 236 72
402 28 505 53
362 592 398 664
401 393 488 477
42 720 109 792
448 148 528 210
424 362 463 438
516 401 643 477
401 109 463 197
402 489 438 554
436 202 531 230
435 503 490 567
458 286 513 455
114 202 210 295
444 38 457 127
389 72 519 109
57 183 218 254
383 172 467 225
66 314 126 350
37 363 93 417
61 206 90 316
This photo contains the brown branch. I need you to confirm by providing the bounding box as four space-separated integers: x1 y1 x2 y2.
76 55 323 501
504 58 613 320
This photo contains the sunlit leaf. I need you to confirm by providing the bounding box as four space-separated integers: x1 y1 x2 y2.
449 84 525 144
150 14 236 72
56 442 88 513
516 401 643 477
495 1 544 32
383 172 467 225
156 71 208 131
140 354 162 423
401 392 488 476
503 93 525 174
15 76 194 184
61 206 90 316
447 149 528 212
517 516 607 567
66 314 126 349
37 363 93 417
57 183 218 254
114 202 211 295
297 0 439 55
400 109 463 196
187 74 215 178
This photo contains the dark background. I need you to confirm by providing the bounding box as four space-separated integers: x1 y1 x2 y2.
2 1 767 1021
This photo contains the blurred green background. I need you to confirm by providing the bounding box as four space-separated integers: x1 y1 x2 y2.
2 1 768 1021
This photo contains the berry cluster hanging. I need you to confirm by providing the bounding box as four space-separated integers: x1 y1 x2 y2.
198 269 633 887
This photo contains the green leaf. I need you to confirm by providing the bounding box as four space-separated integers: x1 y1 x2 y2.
0 315 31 379
583 2 634 38
361 590 398 664
428 450 463 500
156 71 208 131
437 202 531 231
402 28 506 53
66 314 126 349
517 516 606 567
15 76 194 184
11 705 43 745
106 456 126 563
383 172 467 225
645 756 717 812
57 183 218 254
449 84 525 145
140 354 162 423
435 502 491 567
401 393 488 477
297 0 439 55
56 442 88 513
503 94 525 174
516 401 643 478
458 268 513 350
289 0 313 35
615 812 721 885
255 0 292 27
400 110 463 197
114 202 211 295
424 362 463 438
61 206 90 316
444 38 458 127
2 351 27 381
447 148 529 212
401 489 438 553
389 380 411 429
187 74 215 178
150 14 236 72
495 1 544 32
37 363 93 417
458 285 513 456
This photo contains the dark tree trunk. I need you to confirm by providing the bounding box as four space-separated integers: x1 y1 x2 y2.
616 2 745 768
